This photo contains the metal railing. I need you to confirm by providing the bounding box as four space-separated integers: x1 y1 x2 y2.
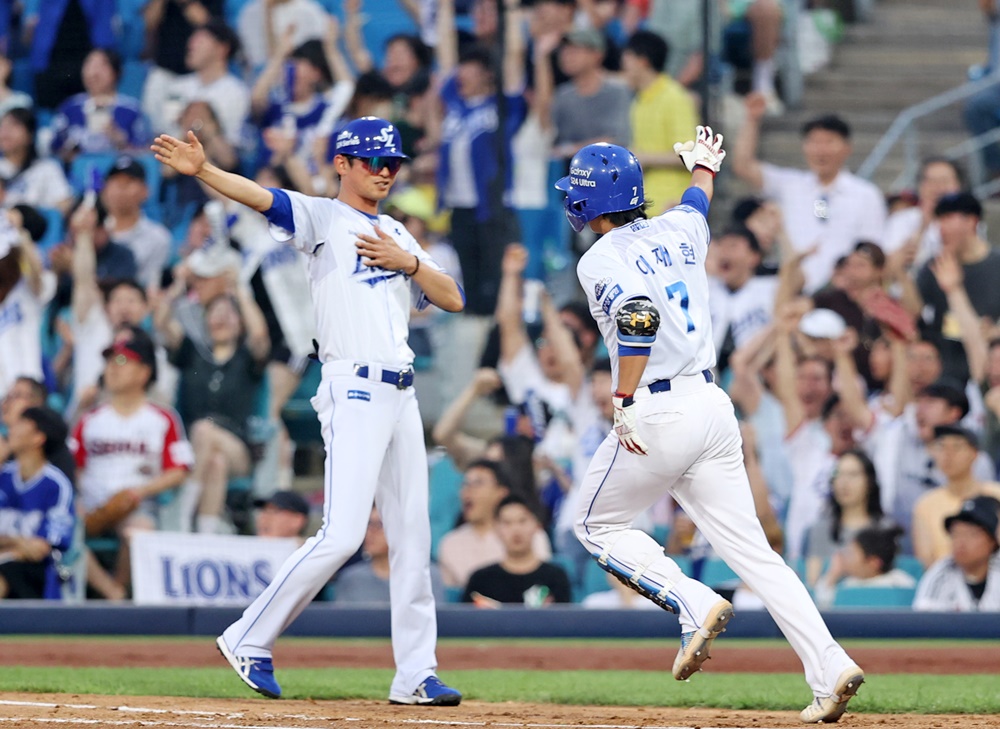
857 72 1000 194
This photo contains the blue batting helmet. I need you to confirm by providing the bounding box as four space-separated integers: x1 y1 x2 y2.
331 116 409 159
554 143 644 232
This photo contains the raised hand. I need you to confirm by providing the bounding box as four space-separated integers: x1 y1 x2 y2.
745 91 768 122
930 252 964 294
502 243 528 276
151 131 206 177
674 125 726 174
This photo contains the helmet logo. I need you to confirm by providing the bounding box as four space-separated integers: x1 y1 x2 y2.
336 129 360 149
569 166 596 188
374 126 397 150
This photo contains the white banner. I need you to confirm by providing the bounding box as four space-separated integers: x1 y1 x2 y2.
131 532 299 606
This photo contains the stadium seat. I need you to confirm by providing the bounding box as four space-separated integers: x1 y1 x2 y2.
428 452 463 561
119 60 149 100
35 206 65 253
225 0 253 26
832 586 916 609
895 556 925 581
699 558 740 587
281 359 322 445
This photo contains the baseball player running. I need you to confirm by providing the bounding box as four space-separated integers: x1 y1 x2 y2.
151 117 465 706
558 127 864 724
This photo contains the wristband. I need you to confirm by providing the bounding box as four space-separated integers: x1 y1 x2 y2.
408 255 420 276
693 163 717 177
614 390 634 407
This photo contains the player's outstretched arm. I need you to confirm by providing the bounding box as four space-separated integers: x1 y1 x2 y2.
151 131 274 213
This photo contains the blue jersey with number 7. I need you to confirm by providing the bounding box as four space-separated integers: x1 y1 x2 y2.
577 186 716 388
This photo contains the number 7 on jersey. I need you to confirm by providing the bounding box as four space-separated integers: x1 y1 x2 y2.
665 281 696 333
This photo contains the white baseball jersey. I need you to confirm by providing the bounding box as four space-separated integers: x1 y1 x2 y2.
265 191 446 368
707 275 778 353
70 402 193 512
576 195 715 386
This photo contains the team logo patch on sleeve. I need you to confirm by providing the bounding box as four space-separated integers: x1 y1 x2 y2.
602 284 623 315
348 390 371 402
595 277 612 301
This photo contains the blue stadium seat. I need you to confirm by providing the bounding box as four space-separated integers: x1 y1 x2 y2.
699 558 740 587
35 206 65 253
428 452 463 561
118 0 148 60
119 60 149 100
832 586 916 609
225 0 254 26
895 556 925 581
281 359 322 444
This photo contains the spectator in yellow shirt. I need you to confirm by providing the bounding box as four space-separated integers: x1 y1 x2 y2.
621 30 698 213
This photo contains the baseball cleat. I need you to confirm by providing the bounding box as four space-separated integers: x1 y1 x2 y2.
216 636 282 699
799 665 865 724
389 675 462 706
672 599 734 681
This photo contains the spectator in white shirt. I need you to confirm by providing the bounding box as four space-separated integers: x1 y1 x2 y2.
0 109 74 215
154 20 250 149
731 93 886 294
881 157 964 271
914 496 1000 611
101 156 172 289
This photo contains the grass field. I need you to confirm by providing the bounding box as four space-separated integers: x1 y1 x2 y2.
1 637 999 716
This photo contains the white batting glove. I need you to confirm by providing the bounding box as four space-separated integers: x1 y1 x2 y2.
673 125 727 175
613 394 648 456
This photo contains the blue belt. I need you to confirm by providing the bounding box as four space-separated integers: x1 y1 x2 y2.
354 364 414 390
648 369 713 394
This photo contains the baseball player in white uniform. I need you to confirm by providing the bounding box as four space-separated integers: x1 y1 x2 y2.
557 128 864 724
151 117 465 705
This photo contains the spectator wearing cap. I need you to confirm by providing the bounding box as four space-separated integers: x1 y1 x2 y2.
434 0 526 317
151 19 250 149
71 326 193 599
913 496 1000 611
237 0 330 71
912 425 1000 568
732 99 886 294
917 192 1000 383
861 380 996 542
155 260 269 535
707 225 777 374
49 49 150 162
334 507 446 604
881 157 964 271
0 108 74 215
102 156 171 289
0 406 75 600
0 208 48 400
551 29 631 164
25 0 116 110
621 30 697 212
0 377 76 489
254 490 310 540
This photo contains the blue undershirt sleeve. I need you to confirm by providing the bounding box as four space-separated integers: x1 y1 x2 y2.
680 186 710 217
262 188 295 233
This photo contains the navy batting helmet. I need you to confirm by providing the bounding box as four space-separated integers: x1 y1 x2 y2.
555 143 644 232
332 116 409 159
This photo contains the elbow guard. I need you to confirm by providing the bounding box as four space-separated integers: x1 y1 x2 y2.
616 297 660 350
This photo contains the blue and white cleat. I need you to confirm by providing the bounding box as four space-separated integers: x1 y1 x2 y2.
672 598 734 681
389 675 462 706
216 636 282 699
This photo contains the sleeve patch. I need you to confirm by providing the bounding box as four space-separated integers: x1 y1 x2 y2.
601 284 623 315
595 277 612 301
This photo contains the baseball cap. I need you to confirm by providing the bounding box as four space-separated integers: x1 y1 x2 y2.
934 191 982 219
106 155 146 183
563 28 606 53
799 308 847 340
187 245 242 278
918 379 970 419
932 423 979 449
102 327 158 381
20 406 68 459
253 490 310 517
944 496 1000 542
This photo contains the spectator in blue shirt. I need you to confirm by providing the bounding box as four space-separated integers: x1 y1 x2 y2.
25 0 117 109
0 406 75 600
50 48 150 161
434 0 527 316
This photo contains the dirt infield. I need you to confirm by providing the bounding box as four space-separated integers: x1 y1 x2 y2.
1 637 998 675
0 693 998 729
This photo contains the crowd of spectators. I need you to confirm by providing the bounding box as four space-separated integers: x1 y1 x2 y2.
0 0 998 613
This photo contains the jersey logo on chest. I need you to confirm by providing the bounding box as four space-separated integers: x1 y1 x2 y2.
352 254 402 288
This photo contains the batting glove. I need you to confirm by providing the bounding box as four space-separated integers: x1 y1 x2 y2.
673 125 727 175
613 393 648 456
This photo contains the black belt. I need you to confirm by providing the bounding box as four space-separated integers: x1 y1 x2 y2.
648 369 713 394
354 364 414 390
